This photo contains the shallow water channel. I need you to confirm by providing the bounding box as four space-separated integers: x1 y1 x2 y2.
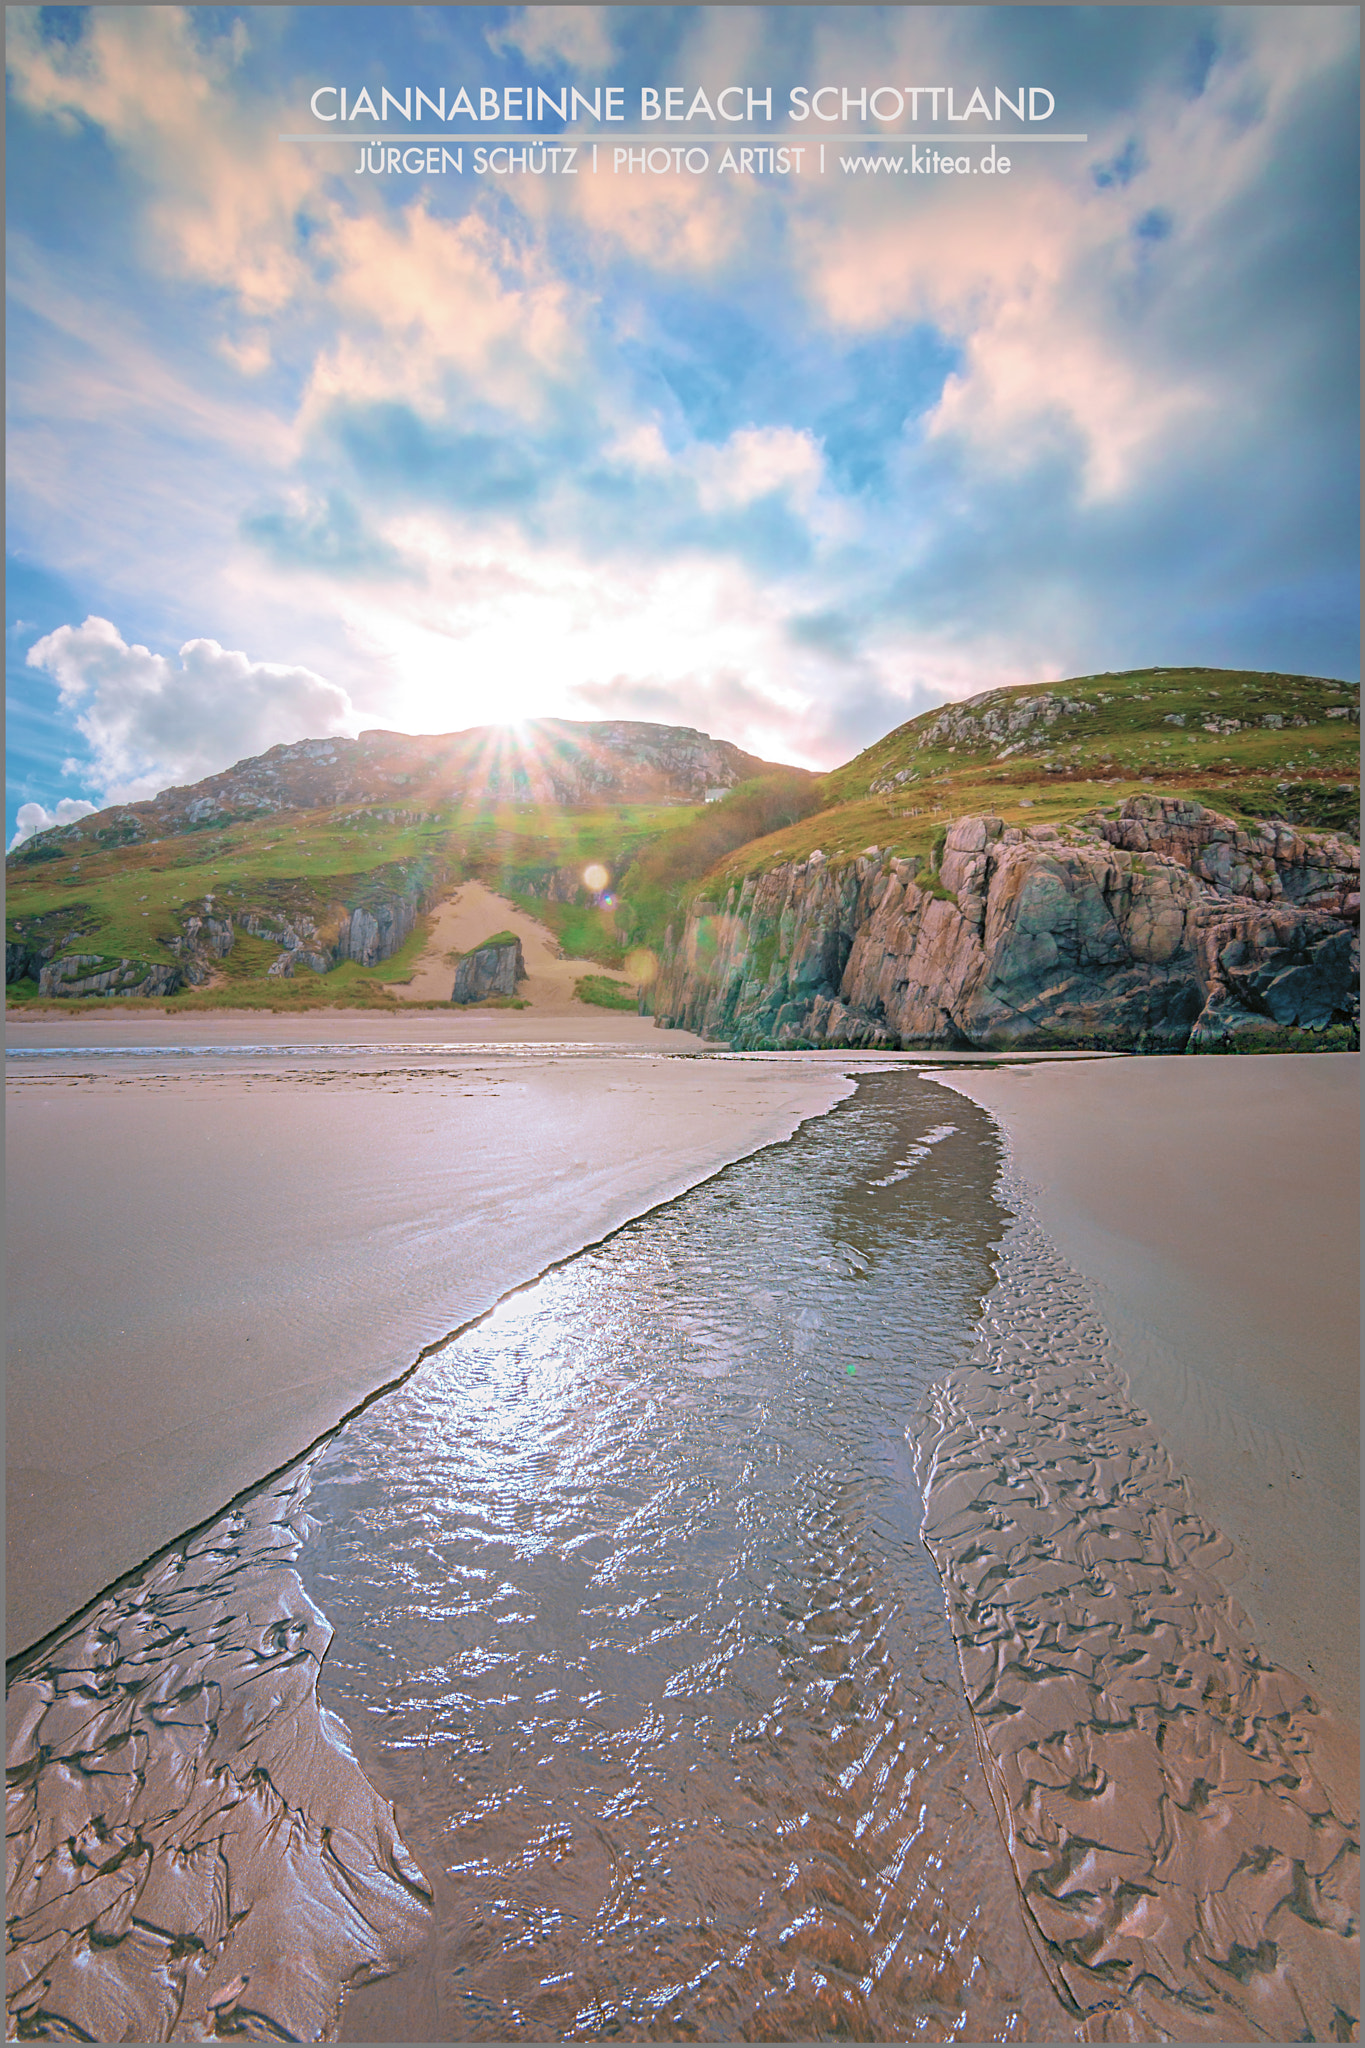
10 1065 1356 2041
298 1073 1069 2040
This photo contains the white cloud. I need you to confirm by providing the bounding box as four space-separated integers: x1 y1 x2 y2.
301 203 578 425
691 426 825 514
6 7 315 313
787 6 1357 503
26 616 359 803
490 6 616 71
7 798 97 852
605 420 673 473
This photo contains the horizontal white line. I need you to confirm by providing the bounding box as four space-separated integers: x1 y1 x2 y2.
279 132 1089 144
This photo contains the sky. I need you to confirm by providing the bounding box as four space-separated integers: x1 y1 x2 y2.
6 3 1360 845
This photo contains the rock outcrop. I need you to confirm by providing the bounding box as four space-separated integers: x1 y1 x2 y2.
651 798 1359 1052
869 688 1094 787
451 938 525 1004
35 955 189 1000
332 898 418 967
167 860 449 986
6 939 47 985
17 856 451 999
513 864 597 905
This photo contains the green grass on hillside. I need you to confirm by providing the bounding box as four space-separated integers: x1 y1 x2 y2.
504 892 629 969
613 771 821 949
7 672 1357 1011
5 799 698 1009
703 667 1358 893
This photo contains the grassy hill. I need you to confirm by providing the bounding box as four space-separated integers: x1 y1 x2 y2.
6 669 1357 1009
4 800 696 1011
685 666 1359 901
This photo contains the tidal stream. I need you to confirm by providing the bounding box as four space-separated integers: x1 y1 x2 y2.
8 1071 1357 2041
301 1073 1064 2041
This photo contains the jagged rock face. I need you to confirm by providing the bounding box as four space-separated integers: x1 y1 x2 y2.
23 907 238 998
865 688 1097 789
6 940 45 984
1098 795 1359 917
652 799 1359 1052
180 913 235 958
35 955 187 1000
451 938 525 1004
332 898 419 968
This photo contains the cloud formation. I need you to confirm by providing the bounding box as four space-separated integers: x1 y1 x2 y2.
302 202 581 426
6 6 316 314
26 617 358 803
5 4 1358 839
490 5 617 73
8 797 97 852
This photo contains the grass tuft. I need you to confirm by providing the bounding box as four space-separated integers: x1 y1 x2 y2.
575 974 638 1011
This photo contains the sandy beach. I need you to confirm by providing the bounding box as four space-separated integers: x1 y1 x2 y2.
6 1031 1359 2041
6 1031 860 1655
936 1053 1360 1729
9 1032 1354 1703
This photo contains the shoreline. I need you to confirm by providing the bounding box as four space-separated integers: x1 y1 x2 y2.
6 1038 864 1655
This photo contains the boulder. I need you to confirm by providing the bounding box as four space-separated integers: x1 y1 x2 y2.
451 938 525 1003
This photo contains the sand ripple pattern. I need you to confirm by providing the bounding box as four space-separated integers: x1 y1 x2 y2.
5 1461 431 2042
913 1191 1359 2042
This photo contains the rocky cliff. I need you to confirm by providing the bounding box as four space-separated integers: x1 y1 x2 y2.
651 797 1359 1052
31 955 188 1001
173 855 451 982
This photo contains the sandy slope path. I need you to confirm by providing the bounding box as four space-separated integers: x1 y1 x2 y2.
5 1041 859 1655
934 1052 1360 1729
387 881 632 1009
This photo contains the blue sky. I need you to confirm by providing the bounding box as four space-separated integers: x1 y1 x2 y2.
6 4 1359 844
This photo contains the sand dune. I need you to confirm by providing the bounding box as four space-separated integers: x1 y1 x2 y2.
386 881 634 1011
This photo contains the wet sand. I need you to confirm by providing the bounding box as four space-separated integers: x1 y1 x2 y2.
5 1457 435 2041
9 1077 1077 2044
6 1041 1359 2040
6 1039 860 1656
933 1054 1360 1728
912 1194 1359 2039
